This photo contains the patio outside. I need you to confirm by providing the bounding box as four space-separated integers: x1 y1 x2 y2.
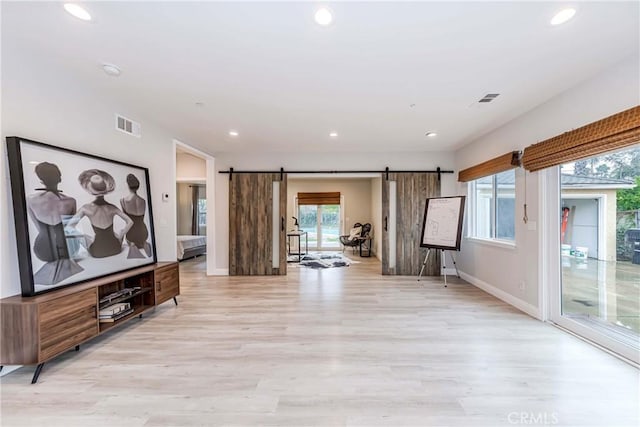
561 146 640 340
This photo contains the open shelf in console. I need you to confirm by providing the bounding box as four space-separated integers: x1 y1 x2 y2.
99 287 153 309
99 304 153 332
97 270 155 332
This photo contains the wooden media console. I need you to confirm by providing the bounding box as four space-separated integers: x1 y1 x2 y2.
0 262 180 383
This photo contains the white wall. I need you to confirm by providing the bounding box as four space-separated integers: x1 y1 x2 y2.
176 153 206 181
562 188 618 262
0 42 191 298
562 197 598 258
454 56 640 318
213 151 457 273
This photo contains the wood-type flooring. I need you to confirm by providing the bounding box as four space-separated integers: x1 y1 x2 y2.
1 256 638 426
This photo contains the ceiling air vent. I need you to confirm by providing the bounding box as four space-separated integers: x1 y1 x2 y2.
478 93 500 103
115 114 141 137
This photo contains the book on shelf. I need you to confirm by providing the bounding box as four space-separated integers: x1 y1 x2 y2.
99 287 146 305
99 302 131 317
99 307 134 323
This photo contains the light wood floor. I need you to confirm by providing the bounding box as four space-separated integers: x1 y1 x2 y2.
1 256 638 426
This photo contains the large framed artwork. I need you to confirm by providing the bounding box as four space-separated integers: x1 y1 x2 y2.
6 136 157 297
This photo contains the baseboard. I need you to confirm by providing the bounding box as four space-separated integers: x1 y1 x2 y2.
211 268 229 276
459 271 541 320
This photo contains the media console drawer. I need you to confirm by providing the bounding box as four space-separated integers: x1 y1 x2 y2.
39 288 97 324
38 288 99 361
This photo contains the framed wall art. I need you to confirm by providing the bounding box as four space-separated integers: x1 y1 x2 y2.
6 136 157 296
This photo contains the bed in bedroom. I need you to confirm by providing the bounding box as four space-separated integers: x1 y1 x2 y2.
177 235 207 261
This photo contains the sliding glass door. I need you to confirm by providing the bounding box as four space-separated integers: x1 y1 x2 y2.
299 204 341 250
548 145 639 362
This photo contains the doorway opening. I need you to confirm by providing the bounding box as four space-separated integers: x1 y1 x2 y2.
287 175 382 266
174 140 215 275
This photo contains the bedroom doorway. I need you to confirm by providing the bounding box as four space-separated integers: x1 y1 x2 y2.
174 141 214 273
176 182 207 260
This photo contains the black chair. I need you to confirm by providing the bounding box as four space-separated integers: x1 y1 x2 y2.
340 222 372 255
340 222 362 253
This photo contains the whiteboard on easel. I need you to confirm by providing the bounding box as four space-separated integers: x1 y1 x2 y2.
420 196 466 251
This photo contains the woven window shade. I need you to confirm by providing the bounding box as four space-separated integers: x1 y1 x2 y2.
458 151 521 182
297 192 340 205
522 105 640 172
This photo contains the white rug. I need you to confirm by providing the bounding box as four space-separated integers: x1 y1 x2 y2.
288 252 354 268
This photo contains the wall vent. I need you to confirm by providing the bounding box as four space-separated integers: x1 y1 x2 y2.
115 114 141 137
478 93 500 103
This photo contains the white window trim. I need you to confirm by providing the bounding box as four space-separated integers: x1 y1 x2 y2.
467 171 516 243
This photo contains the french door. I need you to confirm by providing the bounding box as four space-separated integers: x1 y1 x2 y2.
544 148 639 364
298 204 341 250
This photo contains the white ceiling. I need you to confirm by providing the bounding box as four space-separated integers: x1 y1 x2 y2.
2 2 638 154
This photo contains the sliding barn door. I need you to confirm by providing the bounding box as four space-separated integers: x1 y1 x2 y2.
382 173 441 275
229 173 287 275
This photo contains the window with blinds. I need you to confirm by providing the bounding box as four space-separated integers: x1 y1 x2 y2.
522 105 640 172
458 151 521 183
297 192 341 205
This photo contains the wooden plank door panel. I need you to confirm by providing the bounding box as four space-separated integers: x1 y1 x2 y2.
229 173 286 276
382 173 441 276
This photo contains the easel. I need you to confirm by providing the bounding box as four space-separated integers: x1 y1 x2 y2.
417 249 460 287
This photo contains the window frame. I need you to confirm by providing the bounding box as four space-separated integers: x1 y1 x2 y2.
467 170 516 244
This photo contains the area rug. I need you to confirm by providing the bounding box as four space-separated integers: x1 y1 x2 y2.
288 252 354 268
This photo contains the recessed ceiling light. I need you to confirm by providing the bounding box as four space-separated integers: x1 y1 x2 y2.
550 8 576 26
64 3 91 21
229 130 239 137
315 7 333 26
425 132 437 138
329 132 338 138
102 64 121 77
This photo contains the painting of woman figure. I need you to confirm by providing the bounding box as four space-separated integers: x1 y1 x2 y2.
66 169 133 258
121 174 152 258
8 136 158 296
26 162 83 285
